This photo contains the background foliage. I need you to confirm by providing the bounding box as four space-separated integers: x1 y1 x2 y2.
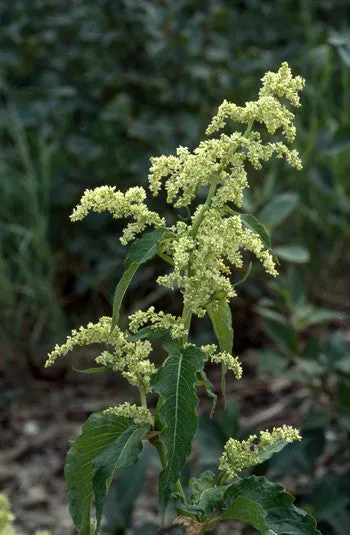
1 1 349 534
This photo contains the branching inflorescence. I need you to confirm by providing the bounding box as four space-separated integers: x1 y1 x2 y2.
45 64 320 535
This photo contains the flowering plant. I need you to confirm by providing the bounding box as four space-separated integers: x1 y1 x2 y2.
46 63 320 535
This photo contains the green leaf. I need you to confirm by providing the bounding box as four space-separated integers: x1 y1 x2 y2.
190 471 216 504
110 228 167 332
65 412 130 535
259 193 299 228
92 424 149 535
151 341 207 515
207 299 234 401
196 370 217 416
127 326 168 342
73 367 108 375
241 214 272 250
110 264 139 333
207 300 233 355
221 476 320 535
274 245 310 264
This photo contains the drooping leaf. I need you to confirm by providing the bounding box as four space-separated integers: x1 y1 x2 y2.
196 370 217 416
207 300 233 355
151 341 207 515
207 299 234 400
240 214 272 250
65 412 130 535
93 424 149 534
110 264 139 332
110 228 167 332
219 476 320 535
233 261 252 287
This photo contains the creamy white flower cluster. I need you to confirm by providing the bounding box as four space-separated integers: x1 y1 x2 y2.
128 306 187 340
219 425 302 478
70 185 165 245
45 317 155 392
201 344 242 379
157 209 277 317
104 402 154 426
149 62 304 210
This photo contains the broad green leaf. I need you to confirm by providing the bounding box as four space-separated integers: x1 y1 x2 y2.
207 300 234 401
259 193 299 228
178 472 226 519
221 476 320 535
151 341 207 515
195 486 227 519
240 214 272 250
65 412 130 535
274 245 310 264
110 228 167 332
93 424 149 534
190 471 216 504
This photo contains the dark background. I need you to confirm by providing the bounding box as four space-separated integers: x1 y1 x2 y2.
1 1 350 534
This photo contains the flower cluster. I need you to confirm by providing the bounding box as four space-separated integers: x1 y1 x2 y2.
103 402 154 426
157 209 277 317
210 351 242 380
219 425 301 478
129 306 187 340
45 317 156 392
70 185 165 245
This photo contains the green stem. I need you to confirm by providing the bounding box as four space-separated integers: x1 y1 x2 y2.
190 176 219 238
140 388 147 409
151 437 187 502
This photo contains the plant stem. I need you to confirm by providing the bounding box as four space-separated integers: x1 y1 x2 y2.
151 436 187 502
140 388 147 409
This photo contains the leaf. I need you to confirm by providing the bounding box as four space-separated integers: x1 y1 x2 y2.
195 486 227 518
65 412 130 535
73 367 108 375
233 262 252 287
274 245 310 264
207 299 234 401
92 424 149 534
151 341 207 515
259 193 299 228
220 476 320 535
196 370 217 416
240 214 272 250
110 228 167 332
177 472 227 520
190 471 216 504
207 300 233 355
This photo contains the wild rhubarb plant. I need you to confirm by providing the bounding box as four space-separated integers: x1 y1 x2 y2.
46 63 320 534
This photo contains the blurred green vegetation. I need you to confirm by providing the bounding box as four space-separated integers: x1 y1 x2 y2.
1 2 349 532
1 0 349 351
